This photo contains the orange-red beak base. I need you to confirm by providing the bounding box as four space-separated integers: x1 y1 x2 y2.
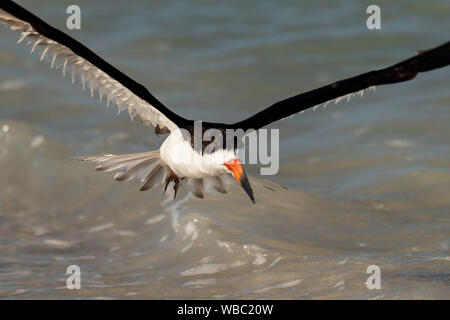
224 159 255 203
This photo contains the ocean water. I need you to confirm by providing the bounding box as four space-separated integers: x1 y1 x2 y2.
0 0 449 299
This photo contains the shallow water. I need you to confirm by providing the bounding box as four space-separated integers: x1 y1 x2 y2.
0 0 449 299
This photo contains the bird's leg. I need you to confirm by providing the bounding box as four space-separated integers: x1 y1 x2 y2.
173 181 180 199
164 171 176 192
171 172 180 199
163 175 172 192
164 170 180 199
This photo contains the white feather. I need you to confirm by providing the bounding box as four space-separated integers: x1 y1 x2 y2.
0 8 178 132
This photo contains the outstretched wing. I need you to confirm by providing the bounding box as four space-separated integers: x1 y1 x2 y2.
0 0 189 132
233 41 450 130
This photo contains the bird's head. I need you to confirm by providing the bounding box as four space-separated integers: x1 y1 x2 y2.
223 159 255 203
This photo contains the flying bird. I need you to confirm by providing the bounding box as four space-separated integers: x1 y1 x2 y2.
1 1 449 203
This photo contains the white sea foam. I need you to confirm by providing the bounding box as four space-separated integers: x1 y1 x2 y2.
181 264 228 276
146 214 166 225
89 222 114 233
254 279 303 293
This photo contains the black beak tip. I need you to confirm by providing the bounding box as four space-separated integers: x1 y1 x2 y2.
240 172 255 204
245 188 255 204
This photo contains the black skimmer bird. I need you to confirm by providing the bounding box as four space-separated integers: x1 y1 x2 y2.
1 1 449 203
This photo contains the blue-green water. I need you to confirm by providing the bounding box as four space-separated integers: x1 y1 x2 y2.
0 0 449 299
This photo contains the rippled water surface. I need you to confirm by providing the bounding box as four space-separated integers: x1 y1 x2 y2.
0 0 449 299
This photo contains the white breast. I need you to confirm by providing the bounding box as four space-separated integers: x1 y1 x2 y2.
160 129 236 179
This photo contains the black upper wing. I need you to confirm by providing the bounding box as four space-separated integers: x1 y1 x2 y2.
0 0 190 131
233 41 450 130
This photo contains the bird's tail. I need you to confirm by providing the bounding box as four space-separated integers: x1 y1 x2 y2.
72 151 228 199
72 151 287 201
72 150 171 192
